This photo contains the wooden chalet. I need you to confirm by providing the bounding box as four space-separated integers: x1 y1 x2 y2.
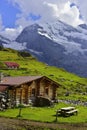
0 75 60 106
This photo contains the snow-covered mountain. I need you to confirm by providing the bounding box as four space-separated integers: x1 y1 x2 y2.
2 19 87 77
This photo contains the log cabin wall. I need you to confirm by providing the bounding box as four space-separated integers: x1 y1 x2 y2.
39 77 57 99
39 79 50 98
15 87 21 105
39 80 45 96
51 84 57 100
8 77 58 106
49 84 53 99
14 80 41 105
21 84 29 104
28 81 37 103
8 89 17 106
9 87 21 106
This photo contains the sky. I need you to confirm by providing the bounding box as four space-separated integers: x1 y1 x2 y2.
0 0 87 40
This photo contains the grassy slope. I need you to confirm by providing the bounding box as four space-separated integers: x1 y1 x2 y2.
0 48 87 101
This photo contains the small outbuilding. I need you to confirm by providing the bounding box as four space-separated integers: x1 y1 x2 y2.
4 62 19 69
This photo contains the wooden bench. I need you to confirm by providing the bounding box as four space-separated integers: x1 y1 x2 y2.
56 107 78 117
66 109 78 116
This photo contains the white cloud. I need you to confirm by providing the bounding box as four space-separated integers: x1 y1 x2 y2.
43 1 84 26
8 0 84 27
73 0 87 22
59 1 84 26
0 0 86 40
0 26 22 40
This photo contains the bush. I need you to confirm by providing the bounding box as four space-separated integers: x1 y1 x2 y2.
34 96 53 107
18 51 31 57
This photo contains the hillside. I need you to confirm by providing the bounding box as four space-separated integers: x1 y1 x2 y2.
0 47 87 101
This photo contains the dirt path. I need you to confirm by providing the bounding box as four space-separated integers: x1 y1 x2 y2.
0 117 87 130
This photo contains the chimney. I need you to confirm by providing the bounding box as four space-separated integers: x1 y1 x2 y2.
0 73 4 83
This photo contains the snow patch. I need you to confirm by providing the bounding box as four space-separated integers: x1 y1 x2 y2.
29 49 43 55
38 31 52 40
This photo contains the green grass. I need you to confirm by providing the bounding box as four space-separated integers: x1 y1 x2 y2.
0 103 87 123
0 47 87 101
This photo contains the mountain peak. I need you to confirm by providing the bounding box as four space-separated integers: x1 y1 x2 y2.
24 23 43 32
2 20 87 77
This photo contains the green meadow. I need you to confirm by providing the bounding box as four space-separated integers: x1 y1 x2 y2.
0 103 87 123
0 47 87 101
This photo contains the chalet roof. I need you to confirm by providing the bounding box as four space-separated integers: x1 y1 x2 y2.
4 62 19 67
0 76 43 86
0 76 60 92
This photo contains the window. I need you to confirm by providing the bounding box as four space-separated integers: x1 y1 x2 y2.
32 88 35 96
45 88 48 95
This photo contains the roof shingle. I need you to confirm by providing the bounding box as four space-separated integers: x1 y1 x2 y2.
0 76 43 86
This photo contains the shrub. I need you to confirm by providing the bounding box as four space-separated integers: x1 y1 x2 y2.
18 51 31 57
34 96 53 107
